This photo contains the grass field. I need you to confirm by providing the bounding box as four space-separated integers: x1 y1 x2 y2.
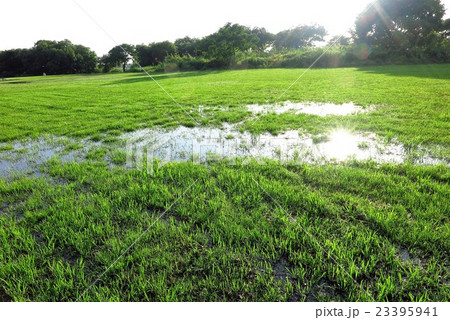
0 65 449 301
1 65 449 149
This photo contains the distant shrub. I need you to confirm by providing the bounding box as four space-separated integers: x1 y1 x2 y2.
125 39 450 75
265 48 349 68
162 55 212 71
128 64 142 72
109 67 123 73
232 52 269 69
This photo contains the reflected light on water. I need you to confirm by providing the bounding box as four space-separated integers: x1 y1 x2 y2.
319 129 360 160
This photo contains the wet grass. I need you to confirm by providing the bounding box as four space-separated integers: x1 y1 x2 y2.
0 145 14 152
0 65 449 156
0 160 448 301
0 64 449 301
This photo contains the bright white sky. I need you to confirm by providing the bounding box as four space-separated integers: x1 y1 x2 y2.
1 0 450 55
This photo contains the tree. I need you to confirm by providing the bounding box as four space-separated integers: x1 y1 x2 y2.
99 55 111 73
175 37 200 56
148 41 177 64
135 45 152 66
0 40 98 76
250 27 275 51
73 45 98 73
200 23 259 66
29 39 76 75
442 18 450 38
0 49 30 77
329 35 352 46
104 44 135 72
354 0 447 59
136 41 177 66
274 25 327 50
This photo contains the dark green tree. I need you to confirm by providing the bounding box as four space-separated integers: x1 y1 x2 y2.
136 41 177 66
148 41 177 64
250 27 275 51
104 44 135 72
29 39 76 75
354 0 447 59
200 23 259 66
135 45 152 66
0 40 98 76
99 55 111 73
0 49 30 77
174 37 200 56
73 45 98 73
442 18 450 38
274 25 327 50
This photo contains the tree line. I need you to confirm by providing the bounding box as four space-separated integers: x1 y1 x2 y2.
99 23 327 72
1 0 449 77
0 40 97 77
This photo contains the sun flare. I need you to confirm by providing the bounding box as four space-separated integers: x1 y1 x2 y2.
320 129 360 160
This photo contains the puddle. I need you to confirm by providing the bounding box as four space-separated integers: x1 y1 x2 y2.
317 130 405 162
122 125 445 166
247 101 372 117
399 248 411 261
396 247 423 267
0 137 100 178
0 124 446 178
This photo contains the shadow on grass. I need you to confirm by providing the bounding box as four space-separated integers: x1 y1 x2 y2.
0 80 31 85
102 70 227 86
355 63 450 80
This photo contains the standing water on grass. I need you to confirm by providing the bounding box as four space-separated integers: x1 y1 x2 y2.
0 125 446 178
0 137 99 178
122 124 442 166
246 101 373 116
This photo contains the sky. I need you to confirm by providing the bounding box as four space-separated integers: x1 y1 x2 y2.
1 0 450 56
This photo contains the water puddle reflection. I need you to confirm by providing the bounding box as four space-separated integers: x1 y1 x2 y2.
0 137 97 178
247 101 372 117
122 125 443 166
0 125 446 178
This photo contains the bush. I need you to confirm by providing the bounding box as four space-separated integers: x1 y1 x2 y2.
163 55 212 71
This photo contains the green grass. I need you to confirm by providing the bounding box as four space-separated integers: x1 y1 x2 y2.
64 143 83 152
0 160 448 301
0 145 14 151
0 64 449 301
0 65 449 154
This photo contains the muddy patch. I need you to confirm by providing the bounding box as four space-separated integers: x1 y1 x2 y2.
62 251 81 267
247 101 372 117
272 257 293 282
306 279 342 302
271 257 303 300
0 289 12 302
32 231 44 244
